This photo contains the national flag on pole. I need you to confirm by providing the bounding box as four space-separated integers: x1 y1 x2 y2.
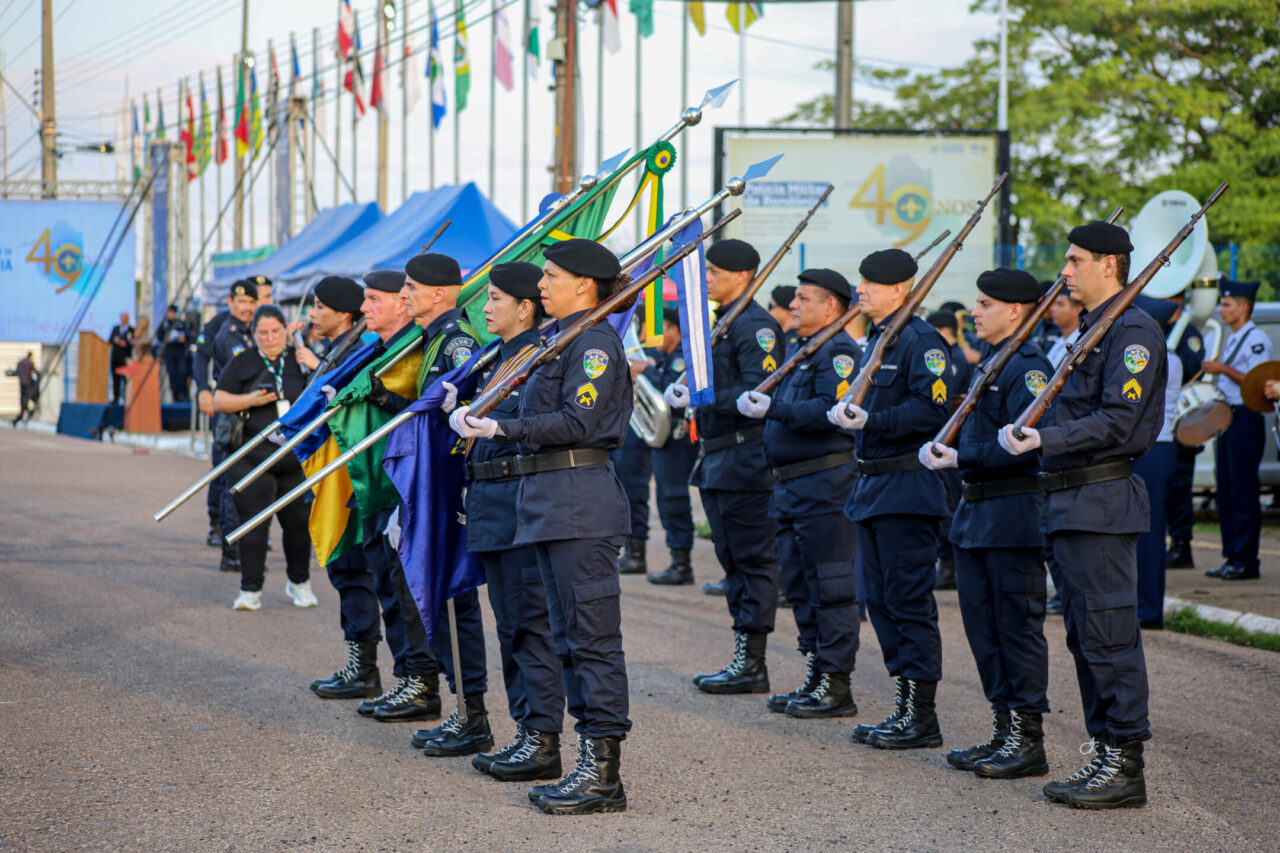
601 0 621 54
195 76 212 174
182 85 198 180
289 34 302 98
115 95 130 181
668 216 715 405
369 18 386 113
725 1 763 33
143 93 152 145
337 0 356 59
131 100 142 178
688 1 706 36
428 2 446 129
155 92 167 139
453 0 470 113
630 0 653 38
494 2 514 92
235 62 250 157
268 43 281 121
215 66 229 165
249 61 264 156
525 0 541 77
345 11 368 119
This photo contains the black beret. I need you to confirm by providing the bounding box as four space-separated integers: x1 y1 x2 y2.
253 275 272 287
976 268 1041 304
405 252 462 288
1219 277 1261 300
230 279 258 299
315 276 365 315
938 300 966 314
662 306 681 327
797 268 851 302
251 303 287 328
858 249 917 285
926 309 958 331
363 270 406 292
1068 220 1133 255
770 285 797 309
489 261 543 301
543 238 621 280
705 238 760 273
1134 293 1178 327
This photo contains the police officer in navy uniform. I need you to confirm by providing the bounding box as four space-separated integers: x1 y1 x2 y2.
1163 299 1205 569
1202 277 1272 581
153 304 191 402
462 262 567 783
194 279 258 569
664 238 783 695
918 268 1054 779
768 285 800 356
451 238 632 816
998 220 1164 809
828 249 951 751
304 276 391 702
737 269 862 718
645 308 700 586
926 308 973 591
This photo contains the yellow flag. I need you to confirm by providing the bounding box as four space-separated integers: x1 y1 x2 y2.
725 2 762 34
305 434 356 566
688 1 706 36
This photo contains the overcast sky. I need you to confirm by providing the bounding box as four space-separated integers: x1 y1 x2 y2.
0 0 999 249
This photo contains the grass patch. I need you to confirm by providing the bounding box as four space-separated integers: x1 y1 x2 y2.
1166 609 1280 653
1192 522 1220 536
695 521 713 541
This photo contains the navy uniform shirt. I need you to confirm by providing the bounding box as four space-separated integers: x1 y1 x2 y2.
375 307 479 414
495 312 632 543
783 327 802 359
216 347 307 462
949 339 1052 550
1038 296 1167 534
1174 322 1203 385
154 317 190 355
845 311 953 522
948 341 972 396
763 330 862 518
690 296 783 492
465 326 541 553
210 316 253 389
192 311 232 393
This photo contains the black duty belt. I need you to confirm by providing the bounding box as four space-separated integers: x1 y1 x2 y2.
962 475 1042 502
771 450 859 483
467 448 610 481
1038 459 1132 493
855 452 923 476
700 425 766 454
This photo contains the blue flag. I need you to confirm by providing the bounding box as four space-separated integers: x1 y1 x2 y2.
668 217 715 405
277 339 379 460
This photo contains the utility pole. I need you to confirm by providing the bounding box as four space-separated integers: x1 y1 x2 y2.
234 0 250 248
376 6 389 210
40 0 57 197
834 1 854 129
550 0 577 195
1 49 8 196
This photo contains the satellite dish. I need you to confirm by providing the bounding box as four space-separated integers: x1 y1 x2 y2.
1128 190 1210 298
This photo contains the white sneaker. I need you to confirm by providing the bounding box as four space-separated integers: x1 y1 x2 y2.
233 590 262 611
286 580 318 608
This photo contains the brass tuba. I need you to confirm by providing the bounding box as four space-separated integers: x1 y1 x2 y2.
630 371 673 448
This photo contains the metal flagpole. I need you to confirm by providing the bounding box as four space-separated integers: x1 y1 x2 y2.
352 84 359 200
488 0 497 199
310 26 319 220
334 0 343 207
997 0 1008 131
267 39 276 244
595 7 603 168
216 67 223 253
737 29 746 126
198 73 207 291
633 19 641 243
447 598 467 723
520 0 529 219
401 0 410 204
679 4 688 210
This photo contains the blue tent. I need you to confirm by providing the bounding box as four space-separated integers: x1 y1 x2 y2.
202 202 384 303
273 183 516 297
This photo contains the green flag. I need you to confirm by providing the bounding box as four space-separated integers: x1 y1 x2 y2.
630 0 654 38
454 0 470 112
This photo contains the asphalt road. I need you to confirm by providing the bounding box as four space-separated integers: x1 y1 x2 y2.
2 427 1278 852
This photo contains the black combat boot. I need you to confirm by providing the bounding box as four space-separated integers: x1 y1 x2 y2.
534 735 627 815
617 538 647 575
852 676 907 744
946 710 1010 771
219 544 240 573
697 632 769 694
473 726 528 774
371 673 442 722
785 672 858 718
206 518 223 547
358 678 406 717
1043 738 1106 802
422 693 494 756
489 729 563 782
866 679 943 750
1165 538 1194 569
311 640 381 699
692 631 741 686
934 555 957 590
1063 736 1147 809
702 578 726 596
411 713 456 749
767 651 817 713
646 549 693 585
973 710 1049 779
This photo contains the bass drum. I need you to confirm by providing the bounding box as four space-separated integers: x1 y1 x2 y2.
1173 383 1233 445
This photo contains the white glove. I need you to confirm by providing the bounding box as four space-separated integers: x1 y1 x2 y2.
448 405 499 439
663 381 691 409
266 429 287 447
385 506 402 550
827 401 868 430
998 424 1041 456
736 390 771 419
918 441 958 470
440 381 459 414
320 384 338 405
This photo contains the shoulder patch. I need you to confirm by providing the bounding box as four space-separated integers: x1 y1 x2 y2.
1122 377 1142 402
583 348 609 378
672 357 685 373
1024 370 1048 396
1123 344 1150 374
231 344 245 357
1187 336 1202 353
451 346 473 368
575 381 598 409
756 329 777 352
1254 343 1266 355
833 354 855 379
196 334 205 345
931 377 948 404
924 348 946 376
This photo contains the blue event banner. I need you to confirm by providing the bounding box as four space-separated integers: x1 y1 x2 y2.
0 200 136 343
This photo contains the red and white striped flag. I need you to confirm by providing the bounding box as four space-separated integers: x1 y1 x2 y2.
493 2 514 92
336 0 355 59
369 21 386 113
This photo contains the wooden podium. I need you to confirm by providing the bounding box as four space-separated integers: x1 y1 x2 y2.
118 356 161 433
77 331 110 404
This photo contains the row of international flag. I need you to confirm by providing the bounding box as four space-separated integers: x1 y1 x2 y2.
124 0 763 182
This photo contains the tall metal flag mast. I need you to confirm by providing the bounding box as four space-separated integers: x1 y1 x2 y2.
377 6 389 210
834 1 854 129
401 0 411 204
41 0 56 198
234 0 249 248
551 0 578 194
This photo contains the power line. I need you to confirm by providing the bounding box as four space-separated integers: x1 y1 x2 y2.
0 0 34 40
6 0 87 66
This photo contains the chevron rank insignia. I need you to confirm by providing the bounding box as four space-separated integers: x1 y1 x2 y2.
763 354 777 372
932 377 948 404
837 380 849 398
1122 377 1142 401
575 382 598 409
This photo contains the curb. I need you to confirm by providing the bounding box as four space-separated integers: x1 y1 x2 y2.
1163 596 1280 637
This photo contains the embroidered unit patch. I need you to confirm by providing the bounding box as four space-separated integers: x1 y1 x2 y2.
1123 345 1149 374
833 354 855 379
583 349 609 378
924 349 946 377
